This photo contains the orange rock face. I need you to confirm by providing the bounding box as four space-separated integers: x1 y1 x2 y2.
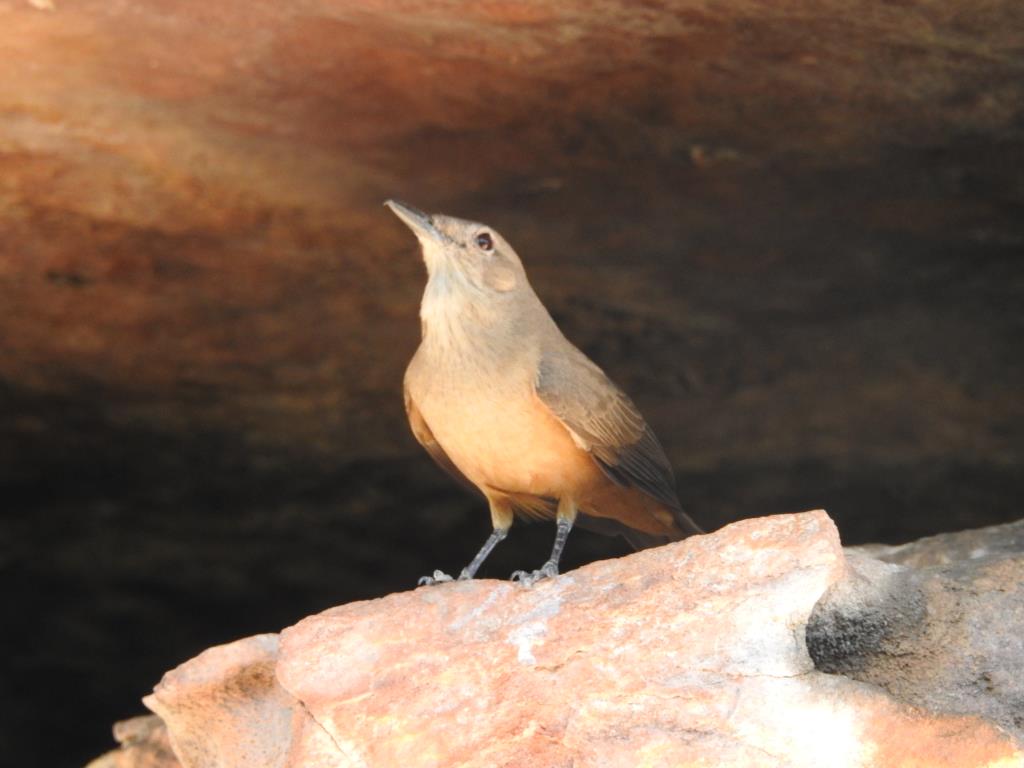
2 0 1022 489
103 512 1022 768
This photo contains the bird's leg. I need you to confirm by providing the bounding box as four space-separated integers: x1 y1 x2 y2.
512 498 576 587
458 527 508 580
418 497 512 586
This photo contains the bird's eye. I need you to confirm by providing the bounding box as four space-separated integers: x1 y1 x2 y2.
475 232 494 251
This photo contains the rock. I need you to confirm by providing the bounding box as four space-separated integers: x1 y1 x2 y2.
809 521 1024 740
142 634 341 768
2 0 1023 545
94 511 1023 767
853 518 1024 568
85 715 180 768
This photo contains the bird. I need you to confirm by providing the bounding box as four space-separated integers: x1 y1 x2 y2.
386 200 702 586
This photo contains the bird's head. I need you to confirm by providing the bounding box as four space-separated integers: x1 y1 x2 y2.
385 200 526 296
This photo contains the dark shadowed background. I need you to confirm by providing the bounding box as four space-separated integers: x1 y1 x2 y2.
1 1 1022 765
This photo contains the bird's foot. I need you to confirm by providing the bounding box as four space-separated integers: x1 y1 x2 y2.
510 560 559 587
417 570 455 586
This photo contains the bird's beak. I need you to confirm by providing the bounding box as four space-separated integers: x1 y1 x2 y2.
385 199 445 244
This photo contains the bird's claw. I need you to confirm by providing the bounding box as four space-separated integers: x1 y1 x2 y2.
418 570 455 586
510 561 559 587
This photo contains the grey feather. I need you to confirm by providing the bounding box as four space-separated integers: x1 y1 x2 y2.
535 343 694 524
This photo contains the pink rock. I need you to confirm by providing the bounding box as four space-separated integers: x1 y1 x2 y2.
85 715 181 768
142 634 339 768
109 511 1023 767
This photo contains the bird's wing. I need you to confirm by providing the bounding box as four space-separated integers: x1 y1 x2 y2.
404 386 479 497
534 343 690 520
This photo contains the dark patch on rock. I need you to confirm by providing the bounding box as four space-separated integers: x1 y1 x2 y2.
808 523 1024 740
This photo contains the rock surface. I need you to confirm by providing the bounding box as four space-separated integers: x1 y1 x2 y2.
3 0 1023 533
85 716 180 768
90 511 1024 768
854 518 1024 569
144 635 343 768
808 519 1024 740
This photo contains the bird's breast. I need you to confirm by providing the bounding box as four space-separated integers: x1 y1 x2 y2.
407 348 596 499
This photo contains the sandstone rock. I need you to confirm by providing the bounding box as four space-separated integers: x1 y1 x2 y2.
85 715 180 768
142 634 341 768
809 521 1024 740
96 511 1023 767
2 0 1022 546
853 518 1024 568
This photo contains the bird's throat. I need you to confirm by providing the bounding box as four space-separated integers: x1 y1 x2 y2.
419 268 486 353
